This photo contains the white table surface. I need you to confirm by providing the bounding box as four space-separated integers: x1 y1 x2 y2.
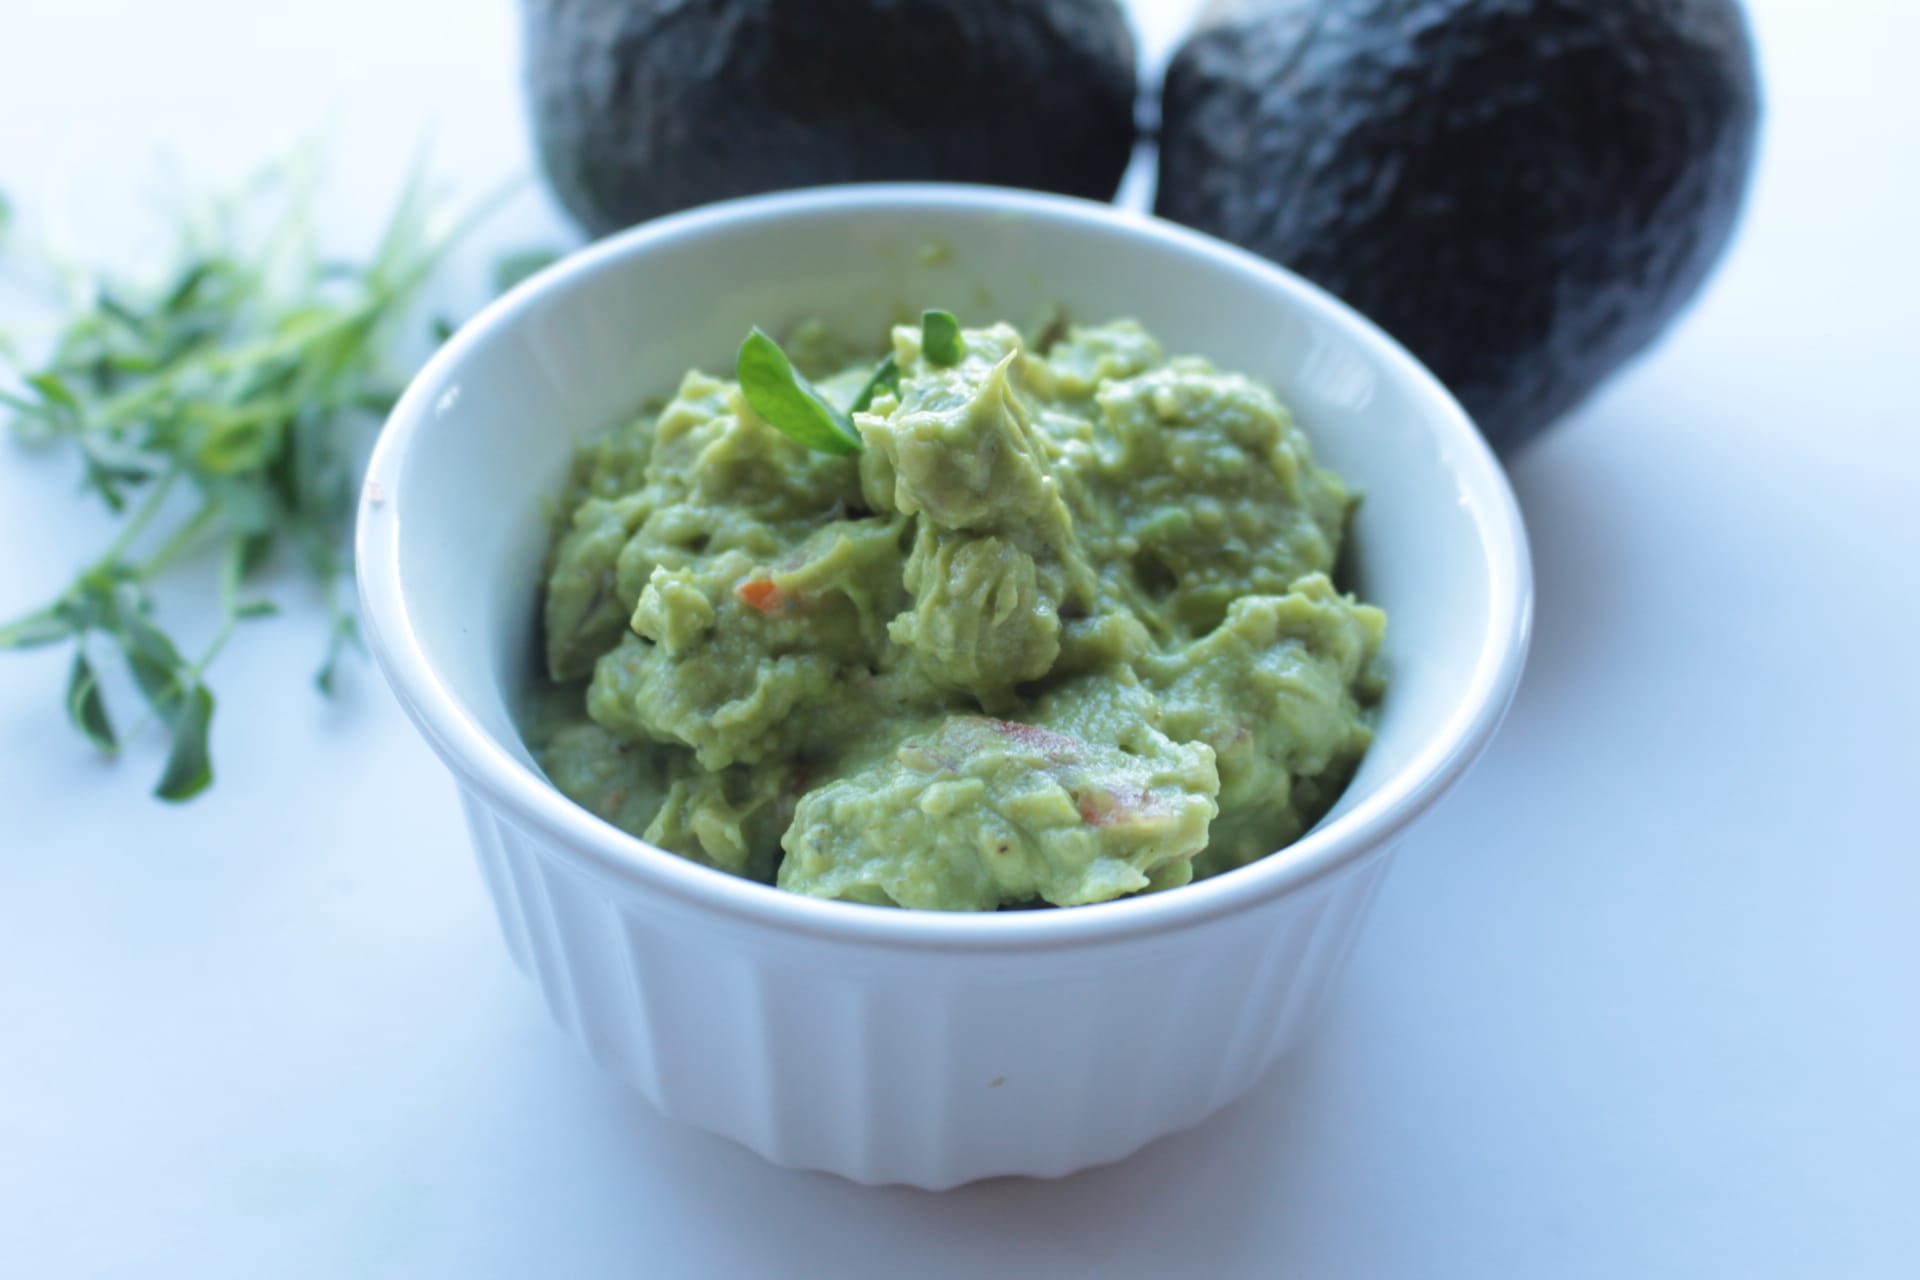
4 1 1916 1275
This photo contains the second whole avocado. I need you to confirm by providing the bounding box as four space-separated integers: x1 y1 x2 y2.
1156 0 1762 453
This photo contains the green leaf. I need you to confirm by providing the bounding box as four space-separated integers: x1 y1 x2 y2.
153 683 214 801
848 354 900 415
125 648 183 719
0 607 74 650
236 530 278 577
120 614 182 676
735 328 861 456
493 248 561 297
0 189 12 242
63 579 115 632
235 599 279 620
79 436 165 485
921 310 964 366
160 260 219 315
65 651 118 752
109 584 189 718
354 385 404 415
27 371 81 414
192 403 287 474
96 289 150 335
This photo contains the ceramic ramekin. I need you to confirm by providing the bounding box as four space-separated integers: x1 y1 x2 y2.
356 185 1532 1189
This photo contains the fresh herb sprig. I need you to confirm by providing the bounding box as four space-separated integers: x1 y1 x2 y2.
738 309 964 454
0 164 482 800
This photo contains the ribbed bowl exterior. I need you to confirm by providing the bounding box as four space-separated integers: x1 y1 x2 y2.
460 788 1397 1188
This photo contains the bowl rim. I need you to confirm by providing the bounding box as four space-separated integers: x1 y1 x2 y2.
357 182 1532 954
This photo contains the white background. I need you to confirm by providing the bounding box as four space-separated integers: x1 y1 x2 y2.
3 1 1916 1275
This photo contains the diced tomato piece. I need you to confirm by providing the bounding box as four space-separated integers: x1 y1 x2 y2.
734 578 791 615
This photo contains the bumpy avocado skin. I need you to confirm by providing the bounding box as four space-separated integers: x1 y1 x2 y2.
525 0 1140 236
1155 0 1761 453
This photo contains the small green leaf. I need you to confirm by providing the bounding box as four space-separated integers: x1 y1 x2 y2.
234 599 279 620
65 651 117 752
735 328 861 456
236 531 277 577
63 579 115 632
848 354 900 415
109 588 189 718
0 607 74 650
108 581 171 652
79 434 165 481
354 385 405 415
0 190 12 242
125 649 183 718
921 310 965 366
153 683 214 801
122 620 181 675
192 405 284 474
96 290 150 335
160 260 219 315
429 315 456 344
493 247 561 297
27 372 81 413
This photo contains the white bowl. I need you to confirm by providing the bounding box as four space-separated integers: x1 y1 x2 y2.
357 185 1531 1189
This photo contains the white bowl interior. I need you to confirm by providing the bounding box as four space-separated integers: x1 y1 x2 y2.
370 188 1515 893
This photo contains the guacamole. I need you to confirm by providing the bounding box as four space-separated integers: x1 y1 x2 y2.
530 318 1385 910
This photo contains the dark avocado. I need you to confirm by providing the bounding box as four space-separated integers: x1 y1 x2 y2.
1155 0 1761 453
525 0 1140 237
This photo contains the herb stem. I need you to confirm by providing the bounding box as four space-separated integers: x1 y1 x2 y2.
138 498 222 578
192 536 249 676
95 465 180 568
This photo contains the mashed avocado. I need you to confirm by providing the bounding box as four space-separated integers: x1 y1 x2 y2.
530 318 1385 910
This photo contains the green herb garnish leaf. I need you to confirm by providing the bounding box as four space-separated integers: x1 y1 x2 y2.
735 327 861 456
0 606 75 651
65 651 117 752
153 683 214 801
921 309 965 366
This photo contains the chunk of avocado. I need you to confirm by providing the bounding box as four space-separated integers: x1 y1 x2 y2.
1155 0 1761 453
524 0 1140 237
